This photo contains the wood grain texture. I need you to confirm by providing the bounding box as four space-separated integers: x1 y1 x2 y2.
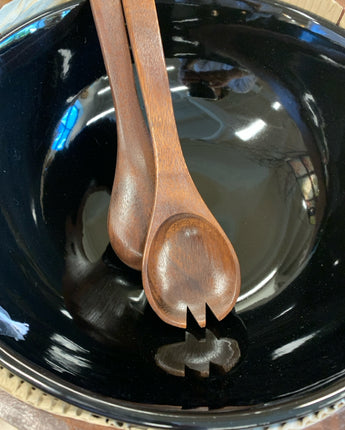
90 0 154 271
122 0 240 328
54 417 112 430
340 11 345 27
307 410 345 429
335 0 345 8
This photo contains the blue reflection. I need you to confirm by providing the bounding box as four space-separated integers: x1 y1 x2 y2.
0 20 45 50
308 22 329 38
61 10 71 19
298 22 345 46
298 29 318 45
52 100 81 151
0 9 72 50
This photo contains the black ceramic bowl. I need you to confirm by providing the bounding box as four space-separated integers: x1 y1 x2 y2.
1 0 345 428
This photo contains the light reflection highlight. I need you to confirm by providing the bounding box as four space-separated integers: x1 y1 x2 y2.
50 333 89 353
0 20 45 49
272 101 282 111
170 85 189 93
86 107 115 126
237 268 277 302
58 48 72 79
303 92 319 126
60 308 73 320
97 86 111 96
271 305 295 321
235 119 267 141
0 9 71 50
30 198 37 226
272 331 321 360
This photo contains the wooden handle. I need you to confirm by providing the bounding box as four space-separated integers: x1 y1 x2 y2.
90 0 140 140
121 0 186 170
120 0 240 328
121 0 206 222
90 0 154 270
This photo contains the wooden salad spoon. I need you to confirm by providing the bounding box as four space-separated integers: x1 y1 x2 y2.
121 0 241 328
90 0 154 271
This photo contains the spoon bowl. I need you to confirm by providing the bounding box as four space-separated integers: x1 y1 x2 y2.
147 213 240 326
91 0 154 271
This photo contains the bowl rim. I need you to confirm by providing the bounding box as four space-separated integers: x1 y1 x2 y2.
1 0 345 428
1 341 345 429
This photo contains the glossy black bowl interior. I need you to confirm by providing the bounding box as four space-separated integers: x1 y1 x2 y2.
1 0 345 428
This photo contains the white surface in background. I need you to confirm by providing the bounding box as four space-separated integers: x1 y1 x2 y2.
0 0 75 36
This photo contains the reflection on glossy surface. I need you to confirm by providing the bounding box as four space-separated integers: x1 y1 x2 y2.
155 328 241 378
271 329 321 361
63 187 146 347
0 307 29 342
1 0 345 427
0 9 73 50
52 100 81 151
176 84 324 311
81 188 110 262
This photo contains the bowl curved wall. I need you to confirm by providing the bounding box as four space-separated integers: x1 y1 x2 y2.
1 0 345 428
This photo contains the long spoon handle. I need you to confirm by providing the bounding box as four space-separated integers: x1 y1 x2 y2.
90 0 145 158
121 0 187 172
121 0 209 230
90 0 154 270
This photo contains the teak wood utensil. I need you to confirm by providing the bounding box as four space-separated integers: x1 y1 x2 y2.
91 0 241 328
121 0 241 328
90 0 154 271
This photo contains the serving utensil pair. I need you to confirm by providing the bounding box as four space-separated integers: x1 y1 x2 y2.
90 0 240 328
